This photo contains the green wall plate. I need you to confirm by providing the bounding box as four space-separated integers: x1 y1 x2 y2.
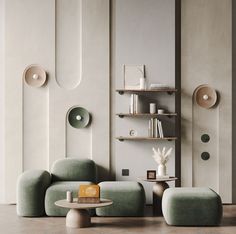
68 107 90 129
201 134 210 143
201 152 210 161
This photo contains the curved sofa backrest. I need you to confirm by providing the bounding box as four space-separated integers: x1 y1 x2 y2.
51 158 96 182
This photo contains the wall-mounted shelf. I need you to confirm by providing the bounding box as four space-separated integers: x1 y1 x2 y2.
116 137 177 142
116 113 177 118
116 88 177 95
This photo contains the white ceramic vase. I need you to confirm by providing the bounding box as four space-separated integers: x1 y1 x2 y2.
158 164 166 176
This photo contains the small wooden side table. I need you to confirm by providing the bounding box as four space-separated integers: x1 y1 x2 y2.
55 198 113 228
140 177 178 216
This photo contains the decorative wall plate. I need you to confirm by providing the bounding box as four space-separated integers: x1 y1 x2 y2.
23 65 47 87
194 84 217 109
68 107 90 129
129 129 137 137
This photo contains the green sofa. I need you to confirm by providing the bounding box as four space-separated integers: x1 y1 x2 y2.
162 187 222 226
17 158 96 217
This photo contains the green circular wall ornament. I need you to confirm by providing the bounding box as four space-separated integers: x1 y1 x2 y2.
201 152 210 161
201 134 210 143
68 107 90 129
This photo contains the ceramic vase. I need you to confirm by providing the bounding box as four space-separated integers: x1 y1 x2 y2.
158 164 166 176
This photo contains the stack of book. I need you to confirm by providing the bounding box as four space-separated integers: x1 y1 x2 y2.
129 94 139 114
148 118 164 138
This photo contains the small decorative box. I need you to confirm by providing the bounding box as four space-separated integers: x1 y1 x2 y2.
78 185 100 203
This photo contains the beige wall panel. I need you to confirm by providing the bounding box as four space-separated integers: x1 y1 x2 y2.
66 110 92 158
1 0 110 203
0 0 5 203
181 0 232 202
4 0 54 203
111 0 176 204
49 0 110 181
23 84 49 171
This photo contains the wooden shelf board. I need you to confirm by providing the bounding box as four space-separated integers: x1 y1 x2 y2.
116 113 177 117
116 88 177 93
116 137 177 141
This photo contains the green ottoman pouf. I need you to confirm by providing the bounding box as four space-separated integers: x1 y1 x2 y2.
162 187 222 226
96 181 145 217
45 181 93 216
17 170 51 217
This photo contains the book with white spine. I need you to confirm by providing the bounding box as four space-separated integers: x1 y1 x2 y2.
157 120 163 138
130 94 135 114
150 118 154 137
134 94 139 113
159 120 164 137
154 118 159 138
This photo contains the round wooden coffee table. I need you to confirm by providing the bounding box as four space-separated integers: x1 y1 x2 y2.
55 198 113 228
140 177 177 216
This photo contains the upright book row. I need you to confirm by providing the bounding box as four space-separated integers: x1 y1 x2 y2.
148 118 164 138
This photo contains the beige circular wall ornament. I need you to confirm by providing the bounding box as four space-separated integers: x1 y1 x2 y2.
23 65 47 87
194 84 217 109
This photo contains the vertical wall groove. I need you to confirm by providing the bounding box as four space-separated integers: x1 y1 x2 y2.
55 0 82 89
175 0 181 187
232 0 236 203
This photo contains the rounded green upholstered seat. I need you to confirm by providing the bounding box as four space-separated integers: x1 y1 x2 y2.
162 187 222 226
96 181 145 217
17 170 51 217
51 158 96 183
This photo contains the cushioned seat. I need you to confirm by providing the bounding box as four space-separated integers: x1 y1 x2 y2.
17 158 97 217
96 181 145 217
162 187 222 226
17 170 51 217
45 181 93 216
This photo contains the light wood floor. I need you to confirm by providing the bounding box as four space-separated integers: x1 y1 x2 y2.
0 205 236 234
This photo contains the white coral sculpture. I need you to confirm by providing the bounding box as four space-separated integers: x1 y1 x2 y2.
152 147 172 165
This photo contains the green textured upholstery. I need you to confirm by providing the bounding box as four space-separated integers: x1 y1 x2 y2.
162 187 222 226
45 181 93 216
17 170 51 217
51 158 96 183
96 181 145 217
17 158 97 217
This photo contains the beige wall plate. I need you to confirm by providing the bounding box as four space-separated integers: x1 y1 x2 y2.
194 85 217 109
23 65 47 87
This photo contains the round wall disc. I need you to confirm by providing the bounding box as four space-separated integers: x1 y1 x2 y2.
68 107 90 129
23 65 47 87
194 85 217 109
201 152 210 161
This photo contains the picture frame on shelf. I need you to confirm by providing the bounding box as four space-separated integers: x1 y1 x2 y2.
147 170 156 179
123 64 145 90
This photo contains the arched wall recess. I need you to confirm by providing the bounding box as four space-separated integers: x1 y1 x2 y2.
66 106 92 159
55 0 82 90
23 64 47 87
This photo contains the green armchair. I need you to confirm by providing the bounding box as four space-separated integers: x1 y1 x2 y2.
17 158 96 217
